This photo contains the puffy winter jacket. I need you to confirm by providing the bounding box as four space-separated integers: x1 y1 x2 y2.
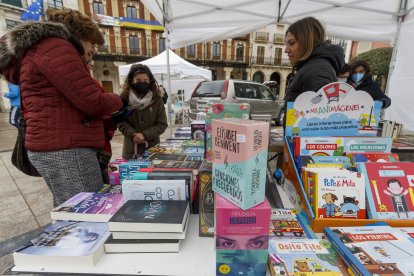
0 22 122 151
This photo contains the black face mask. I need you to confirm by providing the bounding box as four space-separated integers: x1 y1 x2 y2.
131 82 150 95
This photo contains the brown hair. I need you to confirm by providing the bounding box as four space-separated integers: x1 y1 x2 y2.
286 17 325 62
46 8 104 45
350 60 371 76
121 64 159 98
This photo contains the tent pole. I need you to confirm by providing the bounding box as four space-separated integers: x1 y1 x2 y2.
163 0 173 135
385 0 407 97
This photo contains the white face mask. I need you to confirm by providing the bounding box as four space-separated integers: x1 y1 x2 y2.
337 77 348 83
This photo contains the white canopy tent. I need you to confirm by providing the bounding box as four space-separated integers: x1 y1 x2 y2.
142 0 414 131
118 49 211 100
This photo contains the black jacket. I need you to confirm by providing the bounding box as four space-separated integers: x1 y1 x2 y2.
351 75 391 109
285 43 345 102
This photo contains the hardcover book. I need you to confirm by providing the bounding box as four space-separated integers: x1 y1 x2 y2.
269 209 315 240
13 221 110 267
50 192 125 222
108 200 189 233
324 226 414 276
212 118 270 209
121 179 186 201
199 162 214 237
348 152 400 166
357 162 414 219
296 155 351 173
104 236 180 253
268 239 341 276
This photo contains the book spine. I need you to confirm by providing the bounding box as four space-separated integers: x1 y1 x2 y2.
357 163 378 219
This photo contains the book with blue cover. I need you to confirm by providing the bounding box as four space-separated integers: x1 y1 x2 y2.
108 200 189 233
324 225 414 275
13 221 110 267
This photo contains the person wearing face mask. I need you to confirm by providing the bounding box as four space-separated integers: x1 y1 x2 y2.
349 60 391 109
284 17 345 105
0 8 123 206
336 64 351 83
117 64 168 159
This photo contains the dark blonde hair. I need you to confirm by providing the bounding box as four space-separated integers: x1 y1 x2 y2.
286 17 325 62
46 8 104 45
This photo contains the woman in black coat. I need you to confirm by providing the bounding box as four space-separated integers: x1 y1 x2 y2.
349 60 391 109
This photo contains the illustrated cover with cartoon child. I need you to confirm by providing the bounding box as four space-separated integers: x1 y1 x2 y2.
311 168 366 219
357 162 414 219
324 226 414 276
268 239 341 276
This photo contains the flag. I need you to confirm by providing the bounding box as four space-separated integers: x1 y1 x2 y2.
20 0 44 21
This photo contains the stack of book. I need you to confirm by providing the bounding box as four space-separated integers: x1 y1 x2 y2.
105 200 190 253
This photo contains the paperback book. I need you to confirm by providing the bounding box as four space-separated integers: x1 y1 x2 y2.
108 200 189 233
147 153 188 161
13 221 110 267
104 236 180 253
198 162 214 237
122 179 186 202
50 192 125 222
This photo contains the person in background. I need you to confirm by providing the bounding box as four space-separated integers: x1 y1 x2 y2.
284 17 345 103
159 84 169 104
3 82 20 128
349 60 391 109
118 64 168 159
336 63 351 83
0 8 123 206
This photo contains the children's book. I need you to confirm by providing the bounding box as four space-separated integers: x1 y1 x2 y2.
13 221 110 267
297 156 351 173
398 227 414 244
50 192 125 222
121 179 187 201
269 209 315 240
347 152 399 166
357 162 414 219
108 200 189 233
104 236 180 253
324 226 414 276
268 239 341 276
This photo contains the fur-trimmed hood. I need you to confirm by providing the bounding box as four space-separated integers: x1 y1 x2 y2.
0 21 83 83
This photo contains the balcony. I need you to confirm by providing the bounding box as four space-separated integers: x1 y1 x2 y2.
250 56 291 66
255 32 269 42
273 34 284 44
233 34 249 40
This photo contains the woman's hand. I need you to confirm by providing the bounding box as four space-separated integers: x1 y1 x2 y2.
133 133 145 144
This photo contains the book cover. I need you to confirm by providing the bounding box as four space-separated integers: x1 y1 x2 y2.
104 235 180 253
269 209 315 240
50 192 125 222
324 226 414 275
312 168 366 219
95 184 122 194
108 200 189 233
343 137 393 153
268 239 341 275
119 161 151 184
122 179 186 201
297 156 351 173
152 160 202 170
205 102 250 162
199 162 214 237
13 221 110 267
398 227 414 243
185 153 205 160
212 118 269 210
108 159 127 185
147 153 188 161
358 162 414 219
216 250 268 276
348 152 399 166
293 137 345 160
181 139 205 148
191 120 206 140
146 146 182 154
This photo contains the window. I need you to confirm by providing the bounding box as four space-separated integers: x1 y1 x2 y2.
93 1 104 15
129 36 139 53
257 46 265 64
159 38 166 52
5 19 20 29
187 44 195 57
126 6 137 18
236 44 244 61
1 0 22 7
213 42 221 58
47 0 63 9
98 34 108 52
274 48 282 65
258 85 275 100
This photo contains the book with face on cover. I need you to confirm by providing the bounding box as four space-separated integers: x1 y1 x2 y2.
108 200 189 233
13 221 110 267
50 192 125 222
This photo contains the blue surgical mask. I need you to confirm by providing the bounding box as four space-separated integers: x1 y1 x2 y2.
351 73 364 83
337 77 348 83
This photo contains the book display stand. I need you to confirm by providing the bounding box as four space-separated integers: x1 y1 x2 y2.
281 82 414 232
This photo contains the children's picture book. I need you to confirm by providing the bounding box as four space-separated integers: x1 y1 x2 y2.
121 179 186 201
324 226 414 276
50 192 125 222
212 118 270 210
358 162 414 219
104 236 180 253
311 168 366 219
347 152 399 166
296 155 351 172
13 221 110 267
285 82 382 137
108 200 189 233
398 227 414 244
268 239 341 276
269 209 315 240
